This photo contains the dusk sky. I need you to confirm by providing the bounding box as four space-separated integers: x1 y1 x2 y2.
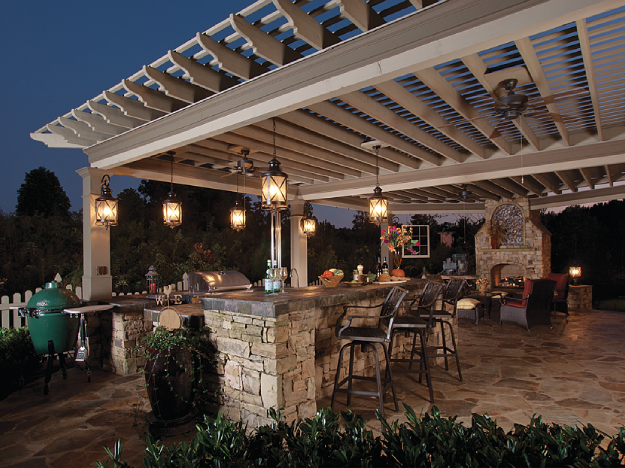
1 0 364 228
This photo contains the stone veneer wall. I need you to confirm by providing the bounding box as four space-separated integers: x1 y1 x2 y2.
202 283 455 430
476 198 552 284
98 298 154 375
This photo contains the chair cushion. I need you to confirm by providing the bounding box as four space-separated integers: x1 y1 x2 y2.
490 291 509 297
457 298 481 309
506 279 533 308
547 273 568 296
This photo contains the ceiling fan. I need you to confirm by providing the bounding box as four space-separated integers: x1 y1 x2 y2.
457 184 480 202
494 79 530 120
221 149 266 178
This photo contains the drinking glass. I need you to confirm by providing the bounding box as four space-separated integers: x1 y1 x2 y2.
279 267 289 293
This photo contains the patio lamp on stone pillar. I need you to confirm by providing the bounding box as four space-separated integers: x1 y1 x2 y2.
569 266 581 285
94 174 118 229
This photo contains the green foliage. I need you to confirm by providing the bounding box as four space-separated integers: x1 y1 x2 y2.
0 327 40 400
16 167 71 218
97 405 625 467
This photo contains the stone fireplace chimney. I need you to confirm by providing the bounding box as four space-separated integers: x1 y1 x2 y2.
475 198 551 287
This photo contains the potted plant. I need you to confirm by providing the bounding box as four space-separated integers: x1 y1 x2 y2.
380 225 418 276
487 222 506 249
476 278 489 293
138 325 211 424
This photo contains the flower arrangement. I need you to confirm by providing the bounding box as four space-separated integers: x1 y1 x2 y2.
487 221 507 244
380 226 418 254
381 225 419 269
476 278 489 286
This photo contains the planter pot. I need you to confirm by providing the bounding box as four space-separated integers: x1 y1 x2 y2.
144 347 195 421
479 284 487 293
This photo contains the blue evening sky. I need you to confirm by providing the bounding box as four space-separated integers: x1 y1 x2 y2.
1 0 361 228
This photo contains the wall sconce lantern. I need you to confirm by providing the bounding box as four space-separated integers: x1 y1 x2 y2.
569 266 581 285
301 215 317 237
368 145 388 226
145 265 159 296
261 118 288 211
163 156 182 229
95 174 118 229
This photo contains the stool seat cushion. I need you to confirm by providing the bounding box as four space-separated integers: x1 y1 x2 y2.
339 327 387 342
457 298 481 309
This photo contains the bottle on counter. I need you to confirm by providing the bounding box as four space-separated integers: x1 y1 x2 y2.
382 257 389 275
272 260 281 293
265 260 272 294
377 257 382 279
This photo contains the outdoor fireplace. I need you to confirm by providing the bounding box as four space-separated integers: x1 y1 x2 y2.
476 199 551 286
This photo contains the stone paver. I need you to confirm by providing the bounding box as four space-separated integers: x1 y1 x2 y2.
1 307 624 466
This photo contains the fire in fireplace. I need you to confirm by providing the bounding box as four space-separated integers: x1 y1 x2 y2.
499 276 525 288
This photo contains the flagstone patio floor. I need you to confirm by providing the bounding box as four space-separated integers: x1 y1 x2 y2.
1 306 624 467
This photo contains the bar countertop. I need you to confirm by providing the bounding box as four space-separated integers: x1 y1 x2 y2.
145 279 425 321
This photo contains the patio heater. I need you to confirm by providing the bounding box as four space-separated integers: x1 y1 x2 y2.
261 118 288 268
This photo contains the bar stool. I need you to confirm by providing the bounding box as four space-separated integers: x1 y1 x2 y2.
331 286 408 418
418 278 465 380
389 281 445 403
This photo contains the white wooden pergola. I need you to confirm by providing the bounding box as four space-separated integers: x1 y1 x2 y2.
31 0 625 299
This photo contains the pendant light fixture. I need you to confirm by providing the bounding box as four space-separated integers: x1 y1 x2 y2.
230 173 246 231
261 118 288 211
95 174 118 229
368 145 388 225
163 152 182 229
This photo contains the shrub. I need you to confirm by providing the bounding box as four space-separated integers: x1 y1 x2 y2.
97 404 625 467
0 326 40 400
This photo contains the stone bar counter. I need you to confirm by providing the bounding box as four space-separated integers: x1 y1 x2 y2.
144 280 458 429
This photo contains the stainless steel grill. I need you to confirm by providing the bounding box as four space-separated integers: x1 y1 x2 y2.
187 271 252 294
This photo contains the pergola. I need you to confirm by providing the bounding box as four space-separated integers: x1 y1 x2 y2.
31 0 625 300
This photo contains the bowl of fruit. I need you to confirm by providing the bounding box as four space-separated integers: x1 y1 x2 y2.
319 269 344 287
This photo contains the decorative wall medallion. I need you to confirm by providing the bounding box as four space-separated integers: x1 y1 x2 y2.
491 204 524 245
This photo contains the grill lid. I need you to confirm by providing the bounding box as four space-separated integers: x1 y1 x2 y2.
26 281 81 313
187 271 252 293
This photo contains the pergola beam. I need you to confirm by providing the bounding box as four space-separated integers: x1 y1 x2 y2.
122 79 188 113
103 91 167 122
143 66 213 104
196 32 269 80
87 100 145 129
273 0 340 50
168 50 240 93
337 0 385 32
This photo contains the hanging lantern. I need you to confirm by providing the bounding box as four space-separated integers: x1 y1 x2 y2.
262 118 288 211
163 156 182 229
230 200 246 231
368 145 388 226
95 174 118 229
261 158 288 210
369 186 388 226
145 265 159 296
301 215 317 237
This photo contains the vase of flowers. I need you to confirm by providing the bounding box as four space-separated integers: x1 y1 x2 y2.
476 278 489 293
380 225 418 276
487 222 506 249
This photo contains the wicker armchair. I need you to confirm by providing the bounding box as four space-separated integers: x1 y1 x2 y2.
500 279 557 330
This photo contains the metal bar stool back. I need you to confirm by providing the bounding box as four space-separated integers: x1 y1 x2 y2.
331 286 408 418
418 278 465 380
389 281 445 403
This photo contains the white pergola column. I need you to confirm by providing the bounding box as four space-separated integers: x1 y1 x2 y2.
380 212 392 270
77 167 113 301
290 199 307 288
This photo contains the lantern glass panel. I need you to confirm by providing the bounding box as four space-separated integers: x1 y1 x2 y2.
369 196 388 225
163 197 182 228
302 217 316 237
95 198 118 227
262 174 287 208
230 207 246 231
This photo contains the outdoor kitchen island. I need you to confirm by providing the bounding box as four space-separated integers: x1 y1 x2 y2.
145 279 458 430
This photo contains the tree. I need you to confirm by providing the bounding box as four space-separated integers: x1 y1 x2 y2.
16 167 71 217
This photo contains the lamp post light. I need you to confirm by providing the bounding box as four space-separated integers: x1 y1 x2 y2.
95 174 118 229
569 266 581 285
